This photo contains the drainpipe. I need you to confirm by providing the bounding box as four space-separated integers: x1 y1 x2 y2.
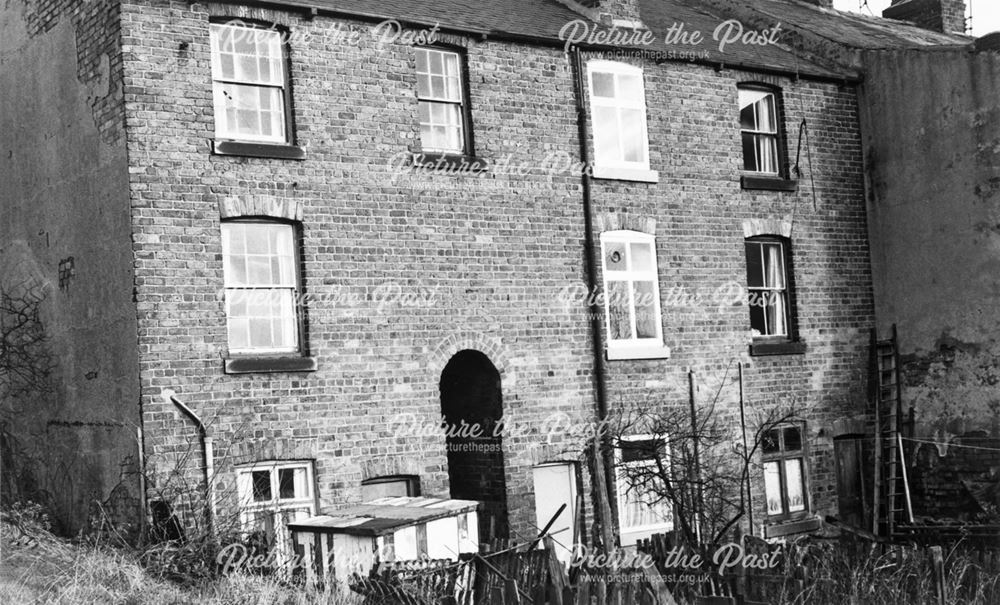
161 389 215 538
570 46 617 548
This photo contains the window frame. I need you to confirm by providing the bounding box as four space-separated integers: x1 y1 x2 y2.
744 236 803 355
414 45 476 158
235 460 318 565
599 230 669 360
586 60 658 183
209 20 299 150
221 218 308 358
615 434 674 544
761 424 810 522
738 84 786 176
361 475 422 500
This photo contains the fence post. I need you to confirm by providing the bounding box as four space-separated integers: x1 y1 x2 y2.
930 545 946 605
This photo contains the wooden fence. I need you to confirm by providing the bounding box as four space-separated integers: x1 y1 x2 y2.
349 530 1000 605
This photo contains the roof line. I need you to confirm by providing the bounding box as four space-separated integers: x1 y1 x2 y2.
200 0 861 83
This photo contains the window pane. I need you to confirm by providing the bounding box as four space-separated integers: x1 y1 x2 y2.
629 242 653 273
785 458 805 512
592 106 621 166
416 73 432 98
621 439 660 463
591 72 615 98
783 426 802 451
251 470 272 502
618 73 642 100
757 94 777 133
761 243 785 289
745 242 764 288
764 461 783 515
762 429 781 454
278 467 308 500
742 132 758 171
739 89 774 131
429 49 443 74
228 316 249 351
765 291 787 336
415 48 429 73
749 298 767 336
604 241 626 271
756 134 779 173
607 281 632 341
634 281 657 339
620 108 646 163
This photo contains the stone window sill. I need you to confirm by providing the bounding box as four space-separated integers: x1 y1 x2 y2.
593 165 660 183
224 356 317 374
212 140 306 160
764 515 821 538
741 174 797 191
411 152 488 173
750 340 806 357
607 344 671 361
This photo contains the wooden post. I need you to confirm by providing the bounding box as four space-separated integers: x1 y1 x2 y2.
591 435 617 551
689 370 704 544
930 545 946 605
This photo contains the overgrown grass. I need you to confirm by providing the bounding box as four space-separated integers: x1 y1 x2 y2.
0 504 361 605
779 538 1000 605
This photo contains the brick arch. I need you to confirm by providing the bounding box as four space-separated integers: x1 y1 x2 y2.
742 217 794 239
359 457 426 482
218 196 303 222
596 212 657 235
226 434 315 467
428 333 510 379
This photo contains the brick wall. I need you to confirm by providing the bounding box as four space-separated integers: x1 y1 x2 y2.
120 0 873 541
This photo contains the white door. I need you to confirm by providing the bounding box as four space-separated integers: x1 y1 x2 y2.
532 462 578 565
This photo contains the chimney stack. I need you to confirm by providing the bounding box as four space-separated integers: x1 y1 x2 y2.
883 0 968 35
554 0 644 28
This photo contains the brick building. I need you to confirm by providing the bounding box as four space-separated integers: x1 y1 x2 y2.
0 0 979 549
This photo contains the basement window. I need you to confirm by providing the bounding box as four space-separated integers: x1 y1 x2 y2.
600 231 670 360
587 61 658 183
236 461 316 564
210 22 304 159
762 425 809 521
615 435 674 546
362 475 421 501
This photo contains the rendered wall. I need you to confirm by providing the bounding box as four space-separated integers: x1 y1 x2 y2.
861 48 1000 518
0 0 140 534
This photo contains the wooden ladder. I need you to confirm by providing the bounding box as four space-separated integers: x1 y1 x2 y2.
871 325 914 538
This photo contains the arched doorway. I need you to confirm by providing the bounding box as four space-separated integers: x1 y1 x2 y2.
440 350 508 540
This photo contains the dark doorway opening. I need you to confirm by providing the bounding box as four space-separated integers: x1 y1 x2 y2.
440 350 508 540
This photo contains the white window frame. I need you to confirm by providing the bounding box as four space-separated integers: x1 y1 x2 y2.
221 221 302 355
210 22 290 144
586 60 658 183
415 47 468 155
600 231 669 360
761 424 810 520
738 87 781 175
615 434 674 546
236 460 317 567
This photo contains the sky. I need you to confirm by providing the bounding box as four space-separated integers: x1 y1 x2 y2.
832 0 1000 36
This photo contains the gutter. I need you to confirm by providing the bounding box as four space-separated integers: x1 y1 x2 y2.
203 0 861 84
161 389 216 537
